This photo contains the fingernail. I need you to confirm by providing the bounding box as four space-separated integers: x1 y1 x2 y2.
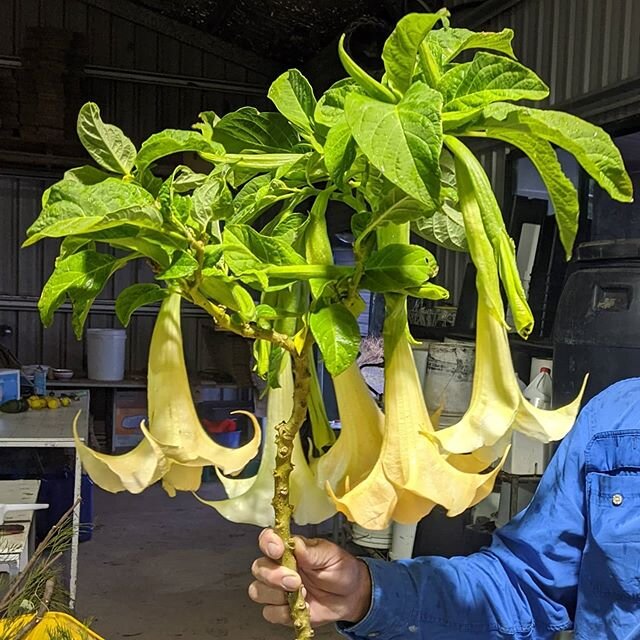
267 542 280 558
282 575 300 590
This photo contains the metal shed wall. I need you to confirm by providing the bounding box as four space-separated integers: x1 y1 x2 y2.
0 0 279 372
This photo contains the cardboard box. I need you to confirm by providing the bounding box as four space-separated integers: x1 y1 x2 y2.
0 369 20 404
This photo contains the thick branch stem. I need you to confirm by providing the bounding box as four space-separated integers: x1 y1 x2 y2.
272 347 314 640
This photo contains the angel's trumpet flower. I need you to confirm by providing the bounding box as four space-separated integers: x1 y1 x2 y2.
74 292 260 495
329 294 505 530
433 299 586 457
198 353 335 526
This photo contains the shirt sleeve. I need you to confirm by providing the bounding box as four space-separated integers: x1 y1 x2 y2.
337 402 594 640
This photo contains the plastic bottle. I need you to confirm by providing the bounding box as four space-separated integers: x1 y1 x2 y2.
524 367 552 409
34 366 47 396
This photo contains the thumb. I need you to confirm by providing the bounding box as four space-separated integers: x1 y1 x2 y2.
293 536 333 571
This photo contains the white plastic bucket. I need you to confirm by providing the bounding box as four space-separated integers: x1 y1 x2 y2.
86 329 127 381
351 523 393 550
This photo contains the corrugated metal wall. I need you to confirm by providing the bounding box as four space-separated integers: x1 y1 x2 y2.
0 0 279 373
437 0 640 305
484 0 640 108
0 0 278 141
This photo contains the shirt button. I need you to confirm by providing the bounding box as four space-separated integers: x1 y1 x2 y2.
408 625 419 633
612 493 624 506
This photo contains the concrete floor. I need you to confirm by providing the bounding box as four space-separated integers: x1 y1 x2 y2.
76 482 342 640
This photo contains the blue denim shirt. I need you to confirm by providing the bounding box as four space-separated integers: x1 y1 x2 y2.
339 378 640 639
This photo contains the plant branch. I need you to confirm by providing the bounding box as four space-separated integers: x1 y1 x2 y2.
273 344 314 640
189 288 298 355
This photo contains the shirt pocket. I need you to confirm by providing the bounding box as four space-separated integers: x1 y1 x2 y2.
585 472 640 598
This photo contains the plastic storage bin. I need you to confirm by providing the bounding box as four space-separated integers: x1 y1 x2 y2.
86 328 126 381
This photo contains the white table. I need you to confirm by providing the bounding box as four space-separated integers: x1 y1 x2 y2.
0 393 89 607
0 479 41 576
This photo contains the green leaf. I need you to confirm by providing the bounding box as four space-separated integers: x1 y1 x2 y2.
172 166 208 192
266 211 308 244
309 303 361 376
231 175 298 225
482 102 633 203
344 82 443 207
76 103 136 175
484 127 579 258
413 202 468 252
24 178 162 247
63 165 113 186
115 283 168 326
382 12 444 93
213 107 299 153
338 34 397 103
441 53 549 112
135 129 224 173
324 118 356 186
156 252 199 280
59 236 94 259
405 283 450 300
268 70 317 135
192 173 233 227
39 250 134 337
200 274 256 320
223 224 306 290
192 111 220 140
428 27 515 66
315 79 364 127
360 244 438 292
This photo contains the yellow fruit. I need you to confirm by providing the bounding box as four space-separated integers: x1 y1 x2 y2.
47 398 61 409
60 397 71 407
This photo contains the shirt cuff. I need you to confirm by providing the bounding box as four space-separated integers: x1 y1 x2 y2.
336 558 420 639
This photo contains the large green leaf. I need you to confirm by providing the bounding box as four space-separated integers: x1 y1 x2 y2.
344 82 443 207
200 274 256 321
213 107 299 153
382 12 444 93
76 103 136 175
360 244 437 292
323 118 356 186
484 127 579 258
315 79 364 127
39 250 135 337
309 303 361 376
24 178 162 247
231 176 305 225
338 34 397 103
223 224 306 289
135 129 224 173
156 252 199 280
171 166 208 193
483 102 633 203
427 27 515 66
268 70 317 135
115 283 168 326
192 173 233 227
413 203 468 251
441 52 549 113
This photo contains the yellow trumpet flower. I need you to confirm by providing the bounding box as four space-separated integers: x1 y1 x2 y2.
74 292 260 495
198 353 335 526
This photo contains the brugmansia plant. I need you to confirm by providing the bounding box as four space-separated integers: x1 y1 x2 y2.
24 9 631 639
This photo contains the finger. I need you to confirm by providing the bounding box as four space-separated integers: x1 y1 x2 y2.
258 528 285 560
293 535 332 571
263 604 293 626
248 580 288 606
251 558 302 591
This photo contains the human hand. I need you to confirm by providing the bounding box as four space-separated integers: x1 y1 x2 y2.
249 528 372 627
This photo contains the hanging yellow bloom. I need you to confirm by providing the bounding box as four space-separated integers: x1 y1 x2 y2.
433 300 585 456
197 353 335 526
74 292 261 495
313 362 384 496
329 296 505 530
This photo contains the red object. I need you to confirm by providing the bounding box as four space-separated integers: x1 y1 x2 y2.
541 367 551 374
201 417 238 434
